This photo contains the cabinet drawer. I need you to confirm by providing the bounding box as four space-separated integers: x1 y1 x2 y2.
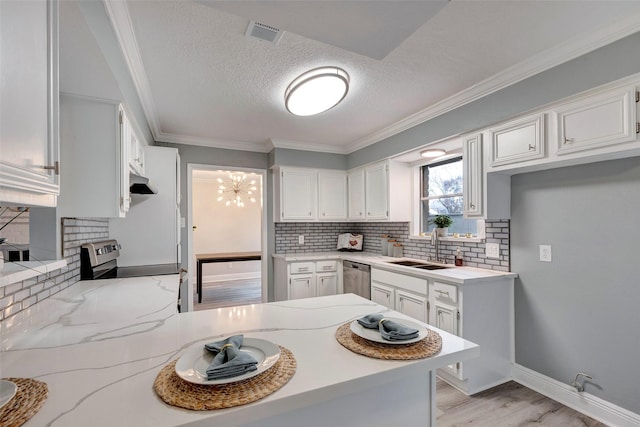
431 281 458 305
290 262 314 274
371 268 427 295
316 260 338 272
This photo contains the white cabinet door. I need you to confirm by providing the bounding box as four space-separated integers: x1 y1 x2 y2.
429 300 458 336
365 163 388 219
555 86 637 155
371 282 394 309
316 273 338 297
396 290 428 323
290 274 315 300
0 0 59 207
490 114 545 166
347 169 365 220
463 133 483 218
58 94 129 218
279 168 317 221
318 171 347 220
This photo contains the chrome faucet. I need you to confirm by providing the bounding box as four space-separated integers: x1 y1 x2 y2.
430 230 440 263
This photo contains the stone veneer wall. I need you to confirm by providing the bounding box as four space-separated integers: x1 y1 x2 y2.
274 220 510 271
0 218 109 321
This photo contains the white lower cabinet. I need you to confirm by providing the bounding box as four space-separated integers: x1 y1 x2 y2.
396 290 428 323
371 282 395 309
274 258 341 301
290 274 315 300
371 268 428 317
316 272 338 297
428 278 514 395
370 267 514 396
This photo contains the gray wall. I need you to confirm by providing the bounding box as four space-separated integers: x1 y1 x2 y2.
60 0 152 144
154 143 277 298
511 158 640 413
348 31 640 168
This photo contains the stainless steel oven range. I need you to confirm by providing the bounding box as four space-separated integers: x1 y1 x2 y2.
80 239 181 280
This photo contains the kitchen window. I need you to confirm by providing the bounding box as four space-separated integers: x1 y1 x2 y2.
420 157 478 236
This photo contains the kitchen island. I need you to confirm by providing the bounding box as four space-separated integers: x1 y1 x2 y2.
0 275 478 426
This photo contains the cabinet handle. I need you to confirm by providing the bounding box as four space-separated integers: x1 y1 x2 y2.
367 212 371 215
435 290 450 297
322 212 325 216
298 267 309 272
469 203 475 209
564 137 574 144
528 144 536 151
42 161 60 175
309 212 312 216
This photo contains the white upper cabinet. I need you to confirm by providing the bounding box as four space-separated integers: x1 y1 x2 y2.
462 133 483 218
364 162 388 219
58 94 130 218
489 113 546 167
554 85 638 155
318 170 347 220
0 0 59 207
127 125 145 176
363 160 411 221
274 167 317 221
347 169 365 220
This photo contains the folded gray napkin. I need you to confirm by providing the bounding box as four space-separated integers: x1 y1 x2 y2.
203 335 258 380
357 314 419 341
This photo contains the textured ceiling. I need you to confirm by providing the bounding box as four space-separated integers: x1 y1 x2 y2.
115 0 640 154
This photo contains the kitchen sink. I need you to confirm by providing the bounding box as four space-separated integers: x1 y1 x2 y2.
414 264 450 270
386 260 451 270
386 260 430 267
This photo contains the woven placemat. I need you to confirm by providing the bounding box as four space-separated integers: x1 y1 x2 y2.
335 322 442 360
154 345 296 410
0 378 48 427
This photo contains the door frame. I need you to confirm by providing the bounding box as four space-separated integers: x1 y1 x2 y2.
186 163 268 312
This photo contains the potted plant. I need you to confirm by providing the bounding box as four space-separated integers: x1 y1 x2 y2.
432 215 453 237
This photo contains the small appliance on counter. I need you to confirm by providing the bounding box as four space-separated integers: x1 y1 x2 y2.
336 233 363 252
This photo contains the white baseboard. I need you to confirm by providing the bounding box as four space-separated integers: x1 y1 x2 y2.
512 364 640 427
201 272 260 283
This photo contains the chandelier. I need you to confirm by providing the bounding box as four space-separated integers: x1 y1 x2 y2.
216 173 257 207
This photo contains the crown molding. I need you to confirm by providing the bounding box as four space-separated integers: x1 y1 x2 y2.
103 0 162 140
156 131 272 153
346 12 640 154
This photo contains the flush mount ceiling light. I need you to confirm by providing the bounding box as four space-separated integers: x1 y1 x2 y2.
420 148 446 158
285 66 350 116
216 172 257 207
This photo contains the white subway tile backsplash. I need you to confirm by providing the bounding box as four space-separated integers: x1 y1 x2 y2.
275 220 510 272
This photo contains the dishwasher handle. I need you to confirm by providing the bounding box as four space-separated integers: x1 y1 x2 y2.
343 260 371 272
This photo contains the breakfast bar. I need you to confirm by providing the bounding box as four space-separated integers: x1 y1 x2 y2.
0 276 478 426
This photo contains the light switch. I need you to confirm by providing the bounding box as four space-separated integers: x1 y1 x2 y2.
298 235 304 244
486 243 500 259
539 245 552 262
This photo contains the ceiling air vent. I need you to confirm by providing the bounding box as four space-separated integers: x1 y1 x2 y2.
245 20 284 45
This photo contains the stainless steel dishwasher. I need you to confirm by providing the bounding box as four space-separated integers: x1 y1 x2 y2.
342 260 371 299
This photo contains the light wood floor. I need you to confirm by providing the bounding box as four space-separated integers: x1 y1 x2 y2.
436 378 607 426
194 278 262 311
194 286 607 425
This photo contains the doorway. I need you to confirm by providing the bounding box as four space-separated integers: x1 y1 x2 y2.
186 164 267 312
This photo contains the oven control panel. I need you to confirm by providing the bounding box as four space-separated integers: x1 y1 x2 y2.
81 240 121 267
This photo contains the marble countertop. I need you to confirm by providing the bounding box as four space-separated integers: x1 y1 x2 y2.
0 275 478 427
0 259 68 288
273 252 517 284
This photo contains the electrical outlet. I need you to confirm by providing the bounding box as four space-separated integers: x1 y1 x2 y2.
486 243 500 259
227 262 233 269
298 235 304 245
539 245 552 262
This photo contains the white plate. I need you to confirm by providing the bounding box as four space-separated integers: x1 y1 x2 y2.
0 380 17 409
350 317 429 345
175 338 280 385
